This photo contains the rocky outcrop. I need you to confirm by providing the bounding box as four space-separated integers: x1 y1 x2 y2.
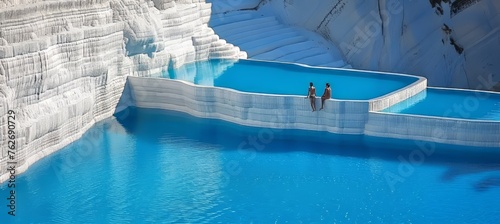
0 0 244 182
213 0 500 90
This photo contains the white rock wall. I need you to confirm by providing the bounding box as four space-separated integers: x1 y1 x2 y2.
256 0 500 90
0 0 243 182
365 112 500 148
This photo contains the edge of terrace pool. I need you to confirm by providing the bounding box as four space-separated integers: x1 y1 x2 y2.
237 58 423 81
366 109 500 147
428 86 500 95
245 59 428 111
117 60 499 149
377 86 500 123
368 87 500 148
118 76 369 134
116 63 426 136
168 58 428 110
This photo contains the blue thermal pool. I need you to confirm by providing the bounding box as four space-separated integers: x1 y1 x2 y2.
383 88 500 120
165 59 420 100
2 108 499 223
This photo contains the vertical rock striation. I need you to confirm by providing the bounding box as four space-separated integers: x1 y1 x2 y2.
221 0 500 90
0 0 243 182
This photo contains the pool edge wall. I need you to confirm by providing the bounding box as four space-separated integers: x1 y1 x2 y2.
370 76 427 111
122 76 370 134
120 75 426 135
365 112 500 148
122 76 500 149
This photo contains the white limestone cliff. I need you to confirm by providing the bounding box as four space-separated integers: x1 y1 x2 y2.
211 0 500 90
0 0 244 182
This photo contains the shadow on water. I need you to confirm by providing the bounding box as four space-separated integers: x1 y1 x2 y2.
439 162 500 192
115 107 500 191
474 176 500 192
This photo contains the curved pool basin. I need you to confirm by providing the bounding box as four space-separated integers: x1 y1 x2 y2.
383 88 500 121
166 59 421 100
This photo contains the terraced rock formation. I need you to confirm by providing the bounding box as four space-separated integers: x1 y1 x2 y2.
0 0 243 181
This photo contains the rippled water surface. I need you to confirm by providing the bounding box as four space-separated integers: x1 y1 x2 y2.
1 108 499 223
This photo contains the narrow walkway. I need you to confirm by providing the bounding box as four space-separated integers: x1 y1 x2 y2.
209 11 348 68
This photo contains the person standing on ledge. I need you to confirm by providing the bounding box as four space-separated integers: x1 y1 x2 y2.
320 83 331 110
306 82 317 112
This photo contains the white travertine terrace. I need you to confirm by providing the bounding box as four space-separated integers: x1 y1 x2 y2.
121 76 382 134
365 112 500 148
0 0 244 182
120 70 426 136
122 74 500 149
209 10 349 68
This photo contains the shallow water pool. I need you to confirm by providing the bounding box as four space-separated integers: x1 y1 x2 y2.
166 59 420 100
383 88 500 120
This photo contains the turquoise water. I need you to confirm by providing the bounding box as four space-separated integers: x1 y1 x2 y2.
384 88 500 120
166 59 419 100
2 108 499 223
